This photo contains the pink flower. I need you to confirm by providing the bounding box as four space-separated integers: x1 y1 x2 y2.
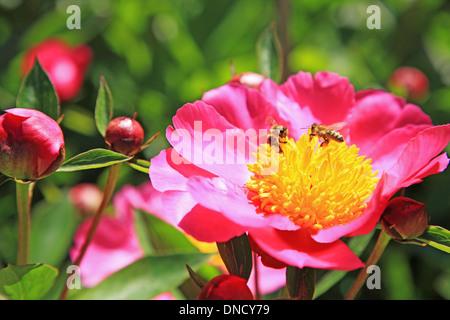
148 70 450 271
0 108 65 181
71 179 286 294
69 183 103 216
387 66 429 102
69 185 145 287
248 255 286 296
21 38 92 102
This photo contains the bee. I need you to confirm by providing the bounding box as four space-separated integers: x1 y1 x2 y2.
266 116 289 154
309 123 345 147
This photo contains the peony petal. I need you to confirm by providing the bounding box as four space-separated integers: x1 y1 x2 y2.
187 175 299 231
71 44 94 70
21 38 92 101
118 182 164 219
3 109 64 177
166 101 259 186
6 108 64 156
70 215 143 287
315 125 450 243
120 180 198 235
393 102 432 127
383 124 450 196
21 38 70 75
280 71 355 125
178 204 248 243
160 190 198 226
201 82 273 130
259 78 316 139
367 124 431 172
348 90 431 156
149 148 216 192
248 255 286 295
249 228 364 270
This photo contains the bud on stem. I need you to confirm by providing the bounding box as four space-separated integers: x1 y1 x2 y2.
105 116 144 156
381 197 428 241
197 275 254 300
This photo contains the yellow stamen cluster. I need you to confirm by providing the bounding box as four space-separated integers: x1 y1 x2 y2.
246 133 379 233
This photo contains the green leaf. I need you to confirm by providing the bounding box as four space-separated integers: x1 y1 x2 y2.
216 233 252 281
383 249 416 299
127 158 151 174
140 132 161 151
29 192 80 267
16 59 60 121
136 211 198 254
286 266 316 300
0 264 58 300
256 22 283 83
314 230 375 298
57 148 132 172
69 253 212 300
95 76 113 137
186 264 205 288
416 225 450 253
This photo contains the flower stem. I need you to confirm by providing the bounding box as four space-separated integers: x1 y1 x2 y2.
16 180 33 265
253 252 260 300
344 229 391 300
58 163 122 300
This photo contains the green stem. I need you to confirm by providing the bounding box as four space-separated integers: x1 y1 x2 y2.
344 230 391 300
16 180 33 265
276 0 290 82
59 163 122 300
74 163 122 265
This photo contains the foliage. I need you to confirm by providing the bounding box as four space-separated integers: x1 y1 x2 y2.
0 0 449 300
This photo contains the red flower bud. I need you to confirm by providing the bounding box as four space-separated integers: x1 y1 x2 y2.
387 67 429 102
381 197 428 241
69 183 103 216
230 72 265 89
197 275 254 300
105 117 144 156
0 108 65 181
21 38 93 102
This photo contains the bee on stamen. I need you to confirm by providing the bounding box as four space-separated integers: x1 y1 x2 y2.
266 116 289 154
308 123 345 147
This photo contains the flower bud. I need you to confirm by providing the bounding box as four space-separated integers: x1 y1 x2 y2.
387 67 429 102
105 116 144 156
197 275 254 300
21 38 93 102
230 72 265 89
69 183 103 216
381 197 428 241
0 108 65 181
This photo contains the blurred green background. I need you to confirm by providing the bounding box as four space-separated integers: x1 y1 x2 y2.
0 0 449 299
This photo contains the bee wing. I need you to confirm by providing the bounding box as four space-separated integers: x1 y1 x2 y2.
265 116 277 127
328 122 347 131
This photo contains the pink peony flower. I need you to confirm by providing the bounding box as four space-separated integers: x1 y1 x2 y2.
248 255 286 295
0 108 65 181
21 38 92 102
69 185 145 287
387 66 429 102
148 70 450 271
69 183 103 216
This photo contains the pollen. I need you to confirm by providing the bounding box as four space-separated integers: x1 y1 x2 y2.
246 133 379 234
